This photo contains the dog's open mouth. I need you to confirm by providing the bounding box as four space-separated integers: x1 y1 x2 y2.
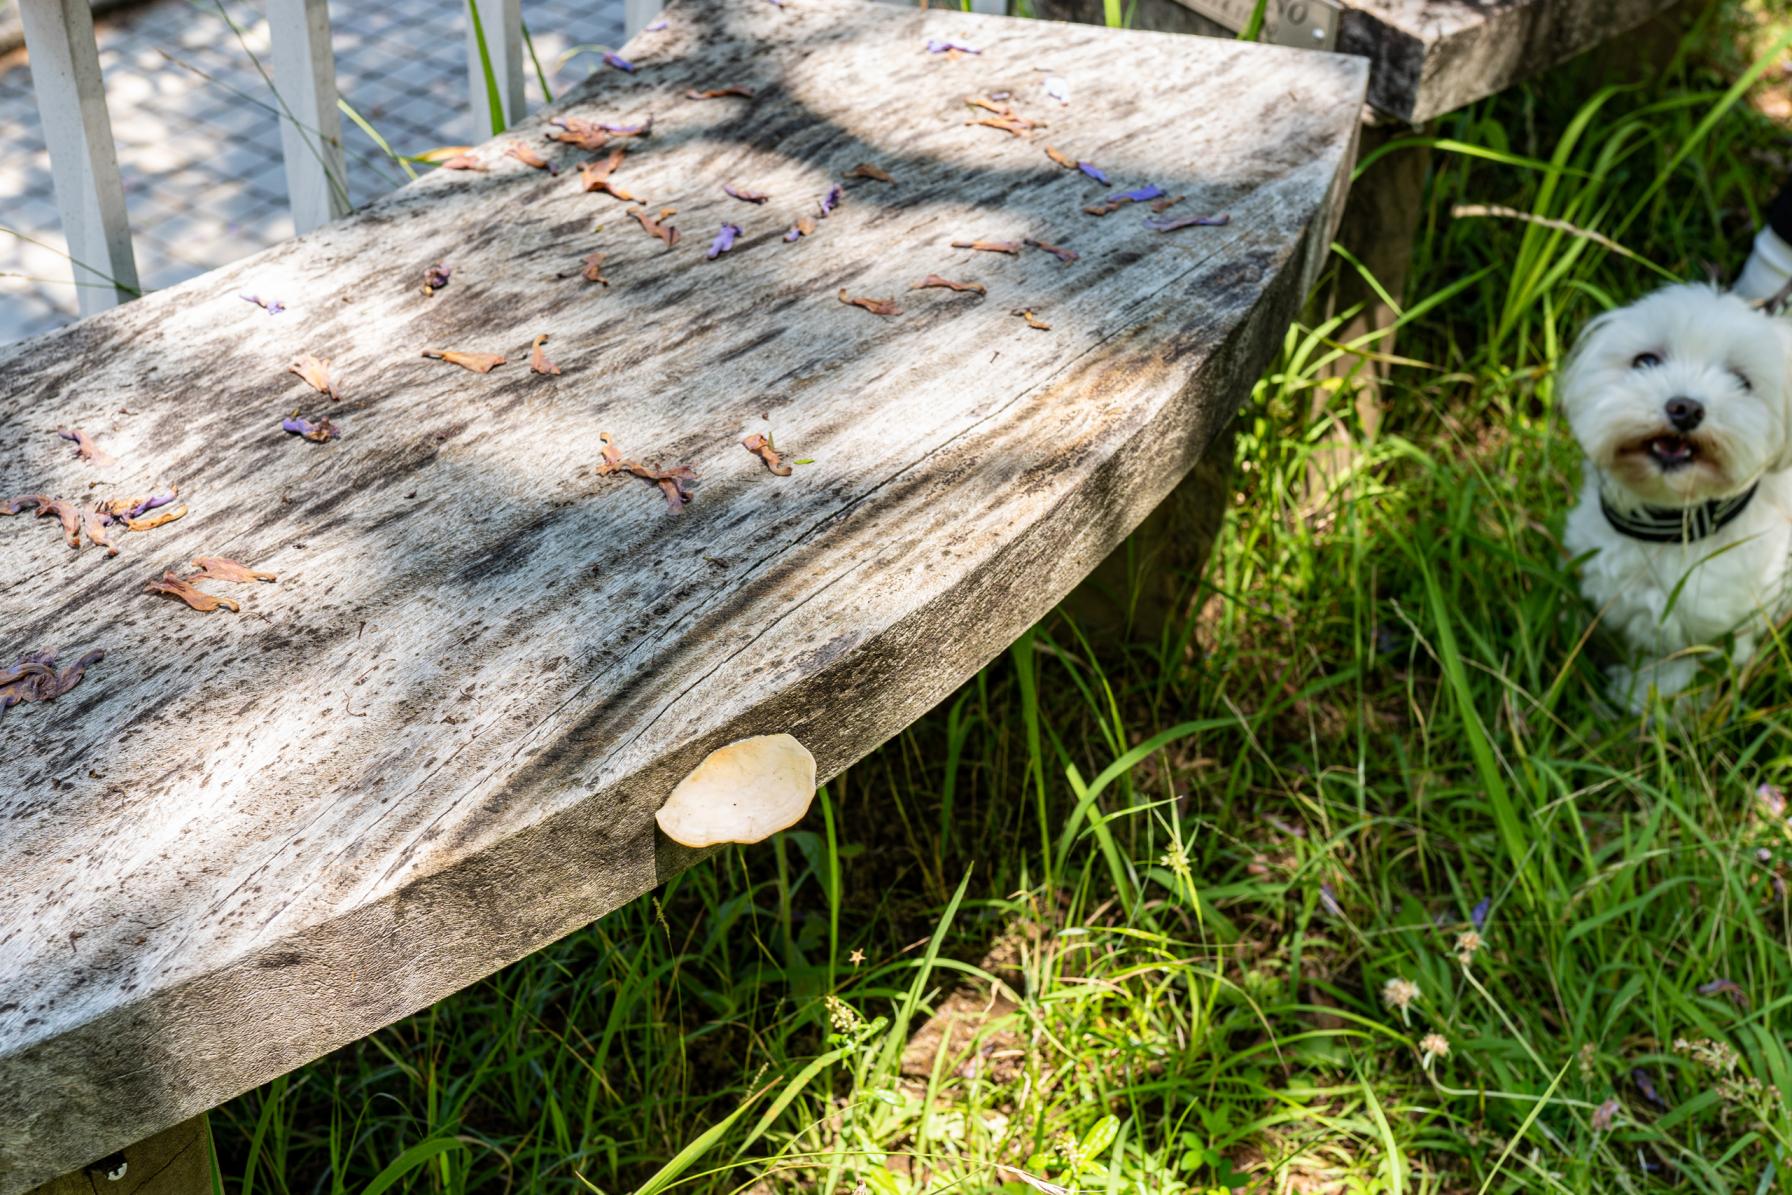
1642 434 1697 470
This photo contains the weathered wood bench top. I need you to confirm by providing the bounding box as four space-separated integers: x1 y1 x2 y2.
1037 0 1677 121
0 1 1364 1186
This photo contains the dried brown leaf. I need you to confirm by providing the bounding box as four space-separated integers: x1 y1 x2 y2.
145 569 240 614
965 116 1030 136
742 432 792 476
909 275 986 295
1015 308 1051 331
1043 145 1077 169
951 239 1021 254
1149 193 1185 213
579 148 636 200
56 426 116 467
1025 237 1078 264
838 288 902 316
440 153 486 171
628 205 680 248
687 85 755 99
288 353 342 401
124 504 188 532
581 252 610 285
530 333 562 376
596 432 697 513
1 648 103 717
81 508 119 557
422 349 508 373
190 556 277 583
846 162 894 183
506 143 557 172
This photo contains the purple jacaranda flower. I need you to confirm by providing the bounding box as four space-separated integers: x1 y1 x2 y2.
1631 1067 1667 1108
1146 212 1230 231
1470 897 1489 930
1115 184 1164 203
820 184 843 216
128 491 178 519
239 293 284 314
925 38 981 53
707 223 742 259
783 216 815 241
603 51 636 72
601 117 653 135
1318 882 1342 917
1697 978 1748 1007
423 263 452 293
644 16 668 29
282 415 338 443
1077 161 1108 184
1043 75 1069 105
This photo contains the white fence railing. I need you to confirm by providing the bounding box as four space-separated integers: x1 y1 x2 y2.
17 0 1003 319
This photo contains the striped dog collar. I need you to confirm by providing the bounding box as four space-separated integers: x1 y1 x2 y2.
1599 483 1759 544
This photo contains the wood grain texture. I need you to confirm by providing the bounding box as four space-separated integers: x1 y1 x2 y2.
0 2 1364 1188
26 1116 211 1195
1339 0 1681 121
1036 0 1676 122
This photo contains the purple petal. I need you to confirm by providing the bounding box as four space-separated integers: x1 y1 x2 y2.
1470 897 1489 930
1631 1067 1667 1108
601 117 653 134
820 184 843 216
1116 184 1164 203
644 16 668 29
783 224 804 242
925 38 981 54
603 51 636 72
128 491 177 519
1043 75 1069 105
1077 161 1109 185
56 429 79 444
1318 882 1342 917
239 293 284 314
707 223 742 259
424 263 452 290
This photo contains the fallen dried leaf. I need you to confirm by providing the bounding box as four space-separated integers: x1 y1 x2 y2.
742 432 792 476
34 497 81 547
581 252 610 285
440 153 486 171
838 288 901 316
1147 212 1230 231
239 292 286 313
1044 145 1077 169
282 414 338 442
547 117 611 151
1025 237 1077 264
530 333 561 376
506 143 559 174
628 205 679 247
597 432 698 513
1149 193 1185 213
288 353 342 401
98 488 178 520
1085 184 1165 216
964 94 1011 115
724 183 770 204
966 116 1031 137
422 263 452 295
422 348 508 373
56 426 115 467
189 556 277 583
145 569 240 614
1015 308 1051 330
601 117 653 137
579 148 636 201
81 508 119 556
951 239 1021 254
909 274 985 294
846 162 894 183
124 504 187 532
0 648 103 717
687 85 756 99
784 216 817 242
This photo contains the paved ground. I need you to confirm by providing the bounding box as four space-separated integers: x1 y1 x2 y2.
0 0 621 343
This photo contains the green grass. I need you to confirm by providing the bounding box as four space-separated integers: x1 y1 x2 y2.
210 2 1792 1191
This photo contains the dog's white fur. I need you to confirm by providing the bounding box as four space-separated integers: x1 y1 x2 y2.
1560 283 1792 707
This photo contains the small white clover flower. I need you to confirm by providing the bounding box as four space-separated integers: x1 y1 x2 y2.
1420 1032 1451 1068
1382 977 1420 1024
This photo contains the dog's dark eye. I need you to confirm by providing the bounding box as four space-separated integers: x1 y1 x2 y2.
1633 352 1663 369
1733 368 1753 391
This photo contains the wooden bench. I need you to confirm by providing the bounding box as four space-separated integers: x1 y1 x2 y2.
0 0 1365 1187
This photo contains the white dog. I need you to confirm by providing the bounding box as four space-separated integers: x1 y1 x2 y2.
1560 283 1792 708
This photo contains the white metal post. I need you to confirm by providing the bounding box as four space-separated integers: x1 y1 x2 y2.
465 0 524 139
623 0 662 38
18 0 139 314
269 0 349 232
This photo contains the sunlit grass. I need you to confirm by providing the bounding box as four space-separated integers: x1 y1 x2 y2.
211 1 1792 1192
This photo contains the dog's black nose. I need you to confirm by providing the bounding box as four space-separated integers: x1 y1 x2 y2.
1665 397 1704 432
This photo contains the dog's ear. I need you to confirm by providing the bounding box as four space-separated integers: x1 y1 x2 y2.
1556 308 1616 419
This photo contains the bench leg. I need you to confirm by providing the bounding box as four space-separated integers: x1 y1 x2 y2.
27 1115 214 1195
